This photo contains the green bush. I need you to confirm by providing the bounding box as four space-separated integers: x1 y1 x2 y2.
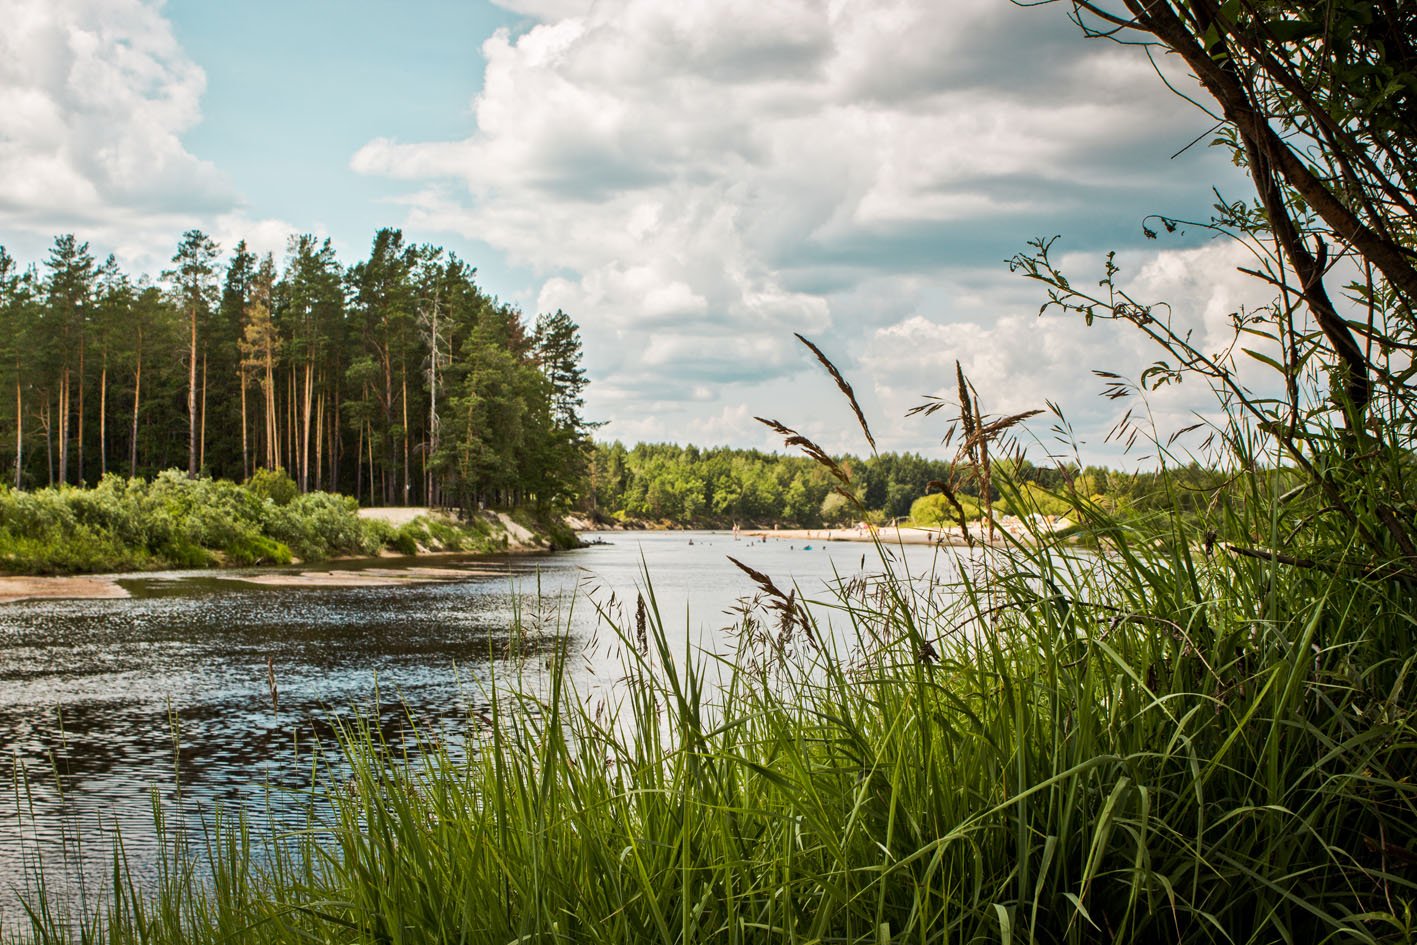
387 525 420 556
243 467 298 506
908 491 981 526
223 533 293 567
994 479 1073 519
0 473 404 573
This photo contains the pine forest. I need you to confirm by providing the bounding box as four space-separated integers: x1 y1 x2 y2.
0 228 591 511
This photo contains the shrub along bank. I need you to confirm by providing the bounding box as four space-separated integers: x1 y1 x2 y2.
0 470 561 575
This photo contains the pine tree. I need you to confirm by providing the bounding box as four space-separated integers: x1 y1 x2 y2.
44 235 97 485
163 230 221 479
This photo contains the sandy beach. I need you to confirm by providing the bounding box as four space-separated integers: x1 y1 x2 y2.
357 506 438 527
742 525 972 546
230 564 500 588
0 574 131 604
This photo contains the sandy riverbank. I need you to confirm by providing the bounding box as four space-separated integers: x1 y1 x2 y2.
229 564 503 588
0 575 131 604
356 506 433 527
358 506 550 550
0 560 512 603
742 525 974 546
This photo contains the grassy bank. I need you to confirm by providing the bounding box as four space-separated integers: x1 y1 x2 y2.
0 470 562 575
9 459 1413 944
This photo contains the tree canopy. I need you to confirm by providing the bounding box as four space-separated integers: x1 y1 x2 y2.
0 228 592 511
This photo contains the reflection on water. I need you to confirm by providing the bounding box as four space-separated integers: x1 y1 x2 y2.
0 532 960 925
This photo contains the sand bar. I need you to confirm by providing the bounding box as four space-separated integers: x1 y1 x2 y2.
0 575 130 604
742 526 972 546
230 564 500 588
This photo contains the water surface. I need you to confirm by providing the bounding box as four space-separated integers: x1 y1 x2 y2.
0 530 959 924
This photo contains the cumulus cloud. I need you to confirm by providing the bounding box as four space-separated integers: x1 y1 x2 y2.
353 0 1247 454
0 0 242 265
859 240 1288 464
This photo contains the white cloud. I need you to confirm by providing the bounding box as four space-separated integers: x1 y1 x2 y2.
0 1 321 277
858 240 1289 464
353 0 1245 455
0 0 237 264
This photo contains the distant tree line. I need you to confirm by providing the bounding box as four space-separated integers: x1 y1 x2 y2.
588 441 1237 528
0 229 590 510
589 442 966 526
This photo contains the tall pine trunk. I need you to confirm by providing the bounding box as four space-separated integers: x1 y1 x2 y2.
77 339 85 484
331 391 341 494
240 370 249 480
130 329 142 478
300 358 313 493
314 388 324 491
401 367 410 505
199 353 207 474
382 352 394 505
288 368 296 481
99 353 107 477
57 369 68 484
264 348 277 472
187 310 197 479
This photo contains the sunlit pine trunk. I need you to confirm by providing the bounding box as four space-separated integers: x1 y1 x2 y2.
287 367 296 481
264 347 277 471
187 310 197 479
199 353 207 475
314 387 324 491
401 367 410 505
77 337 85 483
130 328 142 478
57 369 68 484
426 295 440 507
300 357 312 493
382 350 394 505
99 352 107 477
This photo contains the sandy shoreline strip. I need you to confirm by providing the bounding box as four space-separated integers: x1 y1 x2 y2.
356 506 435 527
0 575 131 604
742 526 971 546
231 565 500 588
0 562 509 603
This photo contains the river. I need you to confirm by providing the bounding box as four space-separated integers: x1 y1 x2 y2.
0 530 964 927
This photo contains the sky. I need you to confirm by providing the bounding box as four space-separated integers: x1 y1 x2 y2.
0 0 1273 465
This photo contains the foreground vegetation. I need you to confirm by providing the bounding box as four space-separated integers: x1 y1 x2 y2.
11 0 1417 942
16 444 1414 943
0 469 558 575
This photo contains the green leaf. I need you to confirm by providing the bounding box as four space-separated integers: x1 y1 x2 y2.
1263 19 1318 43
1241 347 1286 372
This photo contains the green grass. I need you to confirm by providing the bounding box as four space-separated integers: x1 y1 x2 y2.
11 473 1416 943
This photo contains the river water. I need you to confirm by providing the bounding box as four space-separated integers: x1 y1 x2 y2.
0 530 963 926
